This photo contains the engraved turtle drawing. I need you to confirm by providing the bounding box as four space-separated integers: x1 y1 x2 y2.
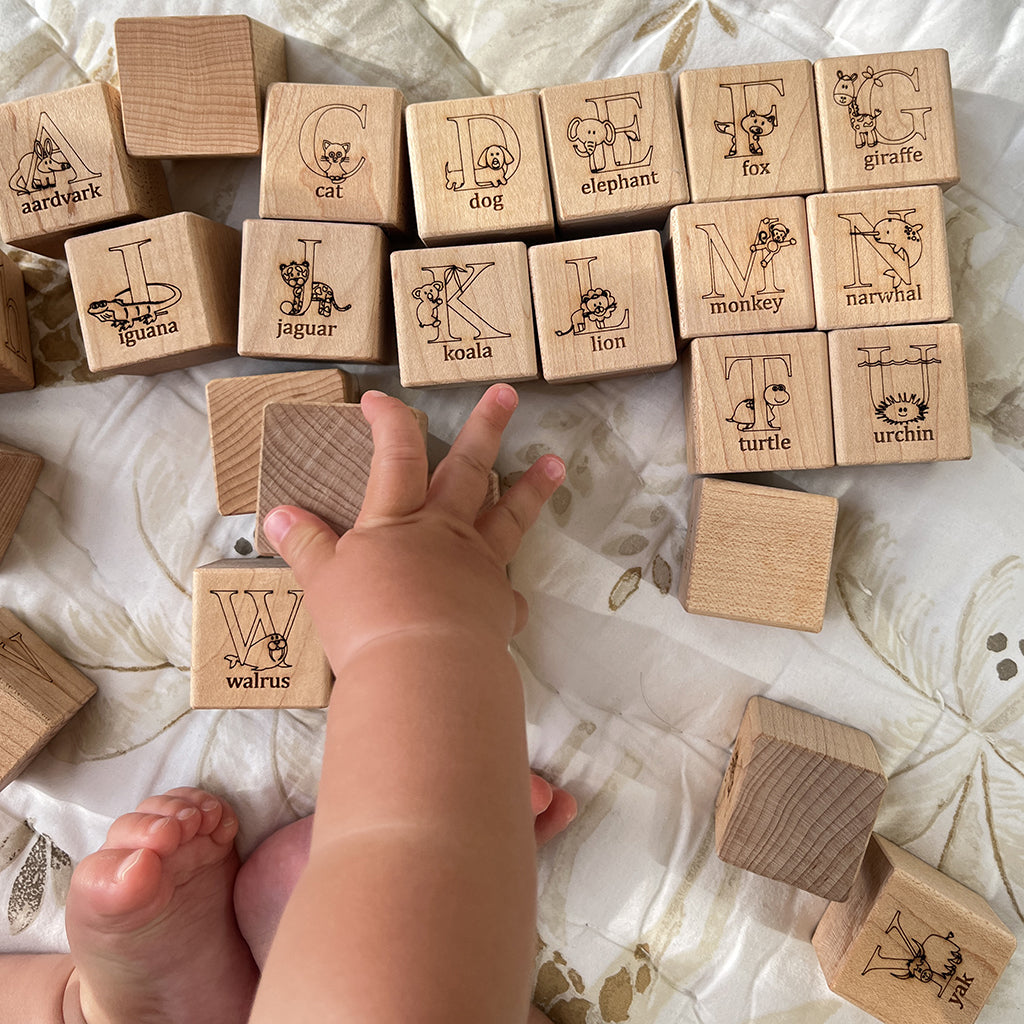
727 384 791 430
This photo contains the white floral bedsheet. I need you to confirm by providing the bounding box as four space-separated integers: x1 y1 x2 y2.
1 2 1022 1022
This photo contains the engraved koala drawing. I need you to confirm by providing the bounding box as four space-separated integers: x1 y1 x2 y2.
411 280 445 341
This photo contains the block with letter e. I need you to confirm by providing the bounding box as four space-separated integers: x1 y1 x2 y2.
260 82 410 235
667 195 816 340
683 331 835 474
528 229 675 384
191 558 331 709
391 240 537 388
715 695 886 899
807 185 952 330
829 322 970 466
678 59 823 202
66 212 241 375
539 71 689 234
0 608 96 789
813 834 1016 1024
0 83 171 259
406 91 554 245
238 218 390 363
814 49 959 193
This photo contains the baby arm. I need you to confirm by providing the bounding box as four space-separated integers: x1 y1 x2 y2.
250 384 565 1024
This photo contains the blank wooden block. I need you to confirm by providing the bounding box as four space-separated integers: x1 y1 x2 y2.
66 212 241 375
206 368 356 516
0 251 33 392
191 558 331 709
813 834 1016 1024
115 15 286 158
814 49 959 193
0 83 171 259
0 443 42 566
406 92 554 245
539 71 689 234
255 402 428 556
667 196 816 340
716 696 886 900
0 608 96 789
807 185 952 330
238 219 390 363
829 323 971 466
391 241 537 388
679 476 838 632
682 331 835 474
260 82 411 235
679 59 824 202
528 229 676 384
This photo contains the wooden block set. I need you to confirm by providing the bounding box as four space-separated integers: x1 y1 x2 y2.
716 696 1016 1024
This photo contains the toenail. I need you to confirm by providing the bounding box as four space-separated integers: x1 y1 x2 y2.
116 849 144 882
148 816 172 834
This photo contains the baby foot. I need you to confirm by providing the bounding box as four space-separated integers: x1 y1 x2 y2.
234 773 577 969
64 788 259 1024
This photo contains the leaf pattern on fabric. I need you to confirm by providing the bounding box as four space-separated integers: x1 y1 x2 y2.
8 836 46 935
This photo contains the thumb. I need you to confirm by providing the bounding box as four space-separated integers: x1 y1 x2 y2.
261 506 340 583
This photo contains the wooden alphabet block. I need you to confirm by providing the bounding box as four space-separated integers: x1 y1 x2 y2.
678 476 838 632
206 368 356 516
0 83 171 259
682 331 835 474
114 15 287 158
0 251 33 392
191 558 331 709
538 71 689 234
391 241 537 388
807 185 952 330
667 196 816 340
678 59 824 202
814 49 959 193
405 92 554 245
0 442 42 566
0 608 96 789
528 229 676 384
829 323 971 466
813 834 1016 1024
66 212 242 375
259 83 411 235
255 402 428 556
238 219 390 363
716 696 886 900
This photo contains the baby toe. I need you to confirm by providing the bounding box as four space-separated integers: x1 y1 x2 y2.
103 812 183 856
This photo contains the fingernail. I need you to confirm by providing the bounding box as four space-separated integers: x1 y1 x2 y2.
360 389 387 402
176 807 198 822
147 816 172 835
494 384 518 411
116 849 144 883
543 456 566 483
262 507 295 548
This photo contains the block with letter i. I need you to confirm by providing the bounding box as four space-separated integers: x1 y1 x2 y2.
528 229 675 384
814 49 959 193
191 558 331 710
678 59 824 202
683 331 835 474
0 608 97 789
813 834 1016 1024
391 241 537 388
715 696 886 899
807 185 952 330
114 15 287 158
206 368 357 516
66 212 241 375
406 92 554 245
829 323 971 466
538 71 689 234
667 195 816 340
260 83 411 236
0 251 33 392
0 83 171 259
0 442 42 567
255 402 428 556
238 219 390 363
678 477 838 632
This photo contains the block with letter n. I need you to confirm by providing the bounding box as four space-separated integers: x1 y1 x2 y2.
667 195 816 340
